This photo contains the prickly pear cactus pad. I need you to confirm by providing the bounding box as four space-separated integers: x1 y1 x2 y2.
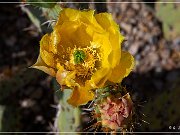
156 1 180 39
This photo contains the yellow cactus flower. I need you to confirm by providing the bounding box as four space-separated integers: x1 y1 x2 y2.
32 8 134 106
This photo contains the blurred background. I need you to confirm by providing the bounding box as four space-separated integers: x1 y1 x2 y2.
0 0 180 133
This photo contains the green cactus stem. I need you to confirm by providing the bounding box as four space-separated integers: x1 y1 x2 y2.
53 80 81 134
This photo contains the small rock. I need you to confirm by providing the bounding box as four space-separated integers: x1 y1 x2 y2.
121 22 132 33
20 99 35 108
131 3 141 11
160 49 170 59
129 43 139 55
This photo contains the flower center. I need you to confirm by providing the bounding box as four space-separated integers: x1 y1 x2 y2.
70 47 100 79
57 45 101 85
73 50 86 64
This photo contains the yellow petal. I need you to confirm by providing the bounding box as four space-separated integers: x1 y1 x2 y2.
67 86 94 106
56 69 79 88
50 28 61 54
55 21 93 50
80 9 95 23
40 34 56 68
55 21 79 52
95 13 118 30
74 24 92 46
56 8 99 26
31 55 56 76
40 34 57 54
88 68 112 88
56 8 80 26
80 10 104 30
108 51 135 83
95 13 124 68
55 9 102 48
92 32 112 68
108 31 124 68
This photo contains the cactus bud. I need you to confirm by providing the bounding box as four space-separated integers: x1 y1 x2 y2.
94 85 133 132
